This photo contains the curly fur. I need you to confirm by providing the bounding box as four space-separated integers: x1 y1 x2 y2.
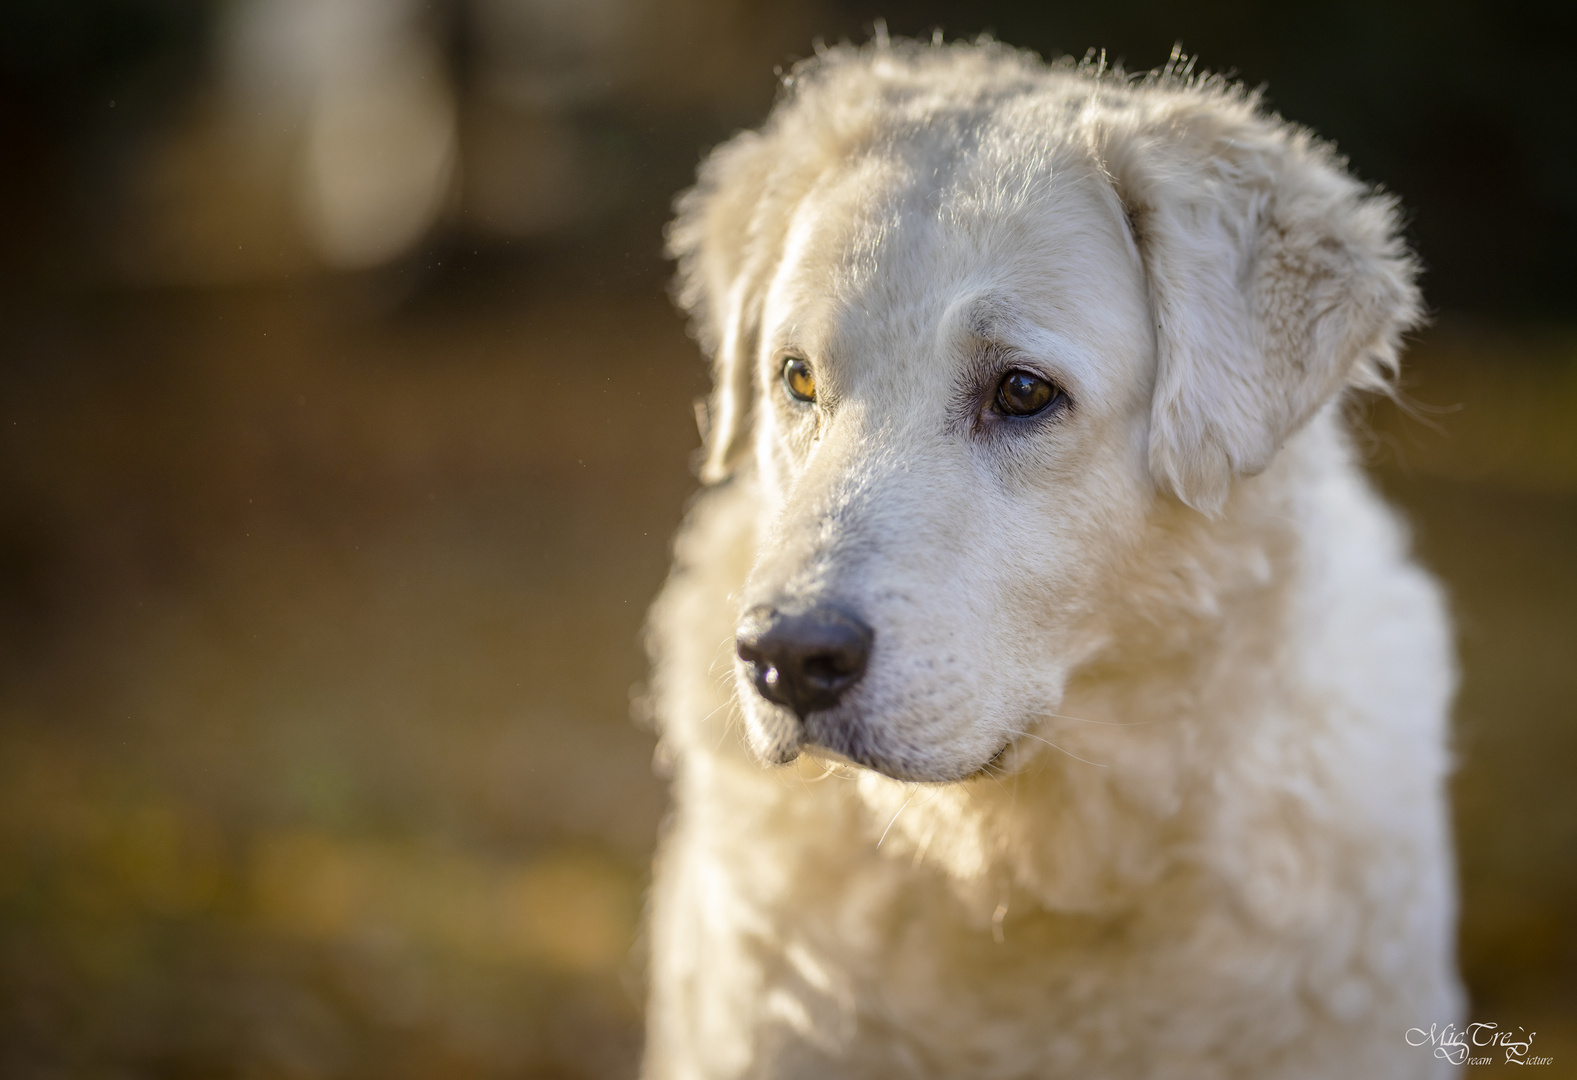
643 38 1461 1079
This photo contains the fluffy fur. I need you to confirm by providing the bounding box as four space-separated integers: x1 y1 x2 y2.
643 39 1462 1079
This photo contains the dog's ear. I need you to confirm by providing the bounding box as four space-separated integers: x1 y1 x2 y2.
1102 95 1423 514
668 130 780 484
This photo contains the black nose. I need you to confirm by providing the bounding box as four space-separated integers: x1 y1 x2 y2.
736 604 874 718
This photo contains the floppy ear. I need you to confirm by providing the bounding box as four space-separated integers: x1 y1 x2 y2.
1103 96 1423 514
667 130 779 484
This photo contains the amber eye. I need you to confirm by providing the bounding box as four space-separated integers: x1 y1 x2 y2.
782 357 816 403
993 370 1061 417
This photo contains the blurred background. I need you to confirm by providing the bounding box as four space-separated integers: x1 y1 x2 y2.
0 1 1573 1076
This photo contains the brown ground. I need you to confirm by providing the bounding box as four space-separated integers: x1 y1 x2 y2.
0 279 1571 1078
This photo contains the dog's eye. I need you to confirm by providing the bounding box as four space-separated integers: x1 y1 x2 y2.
993 370 1062 417
782 357 816 403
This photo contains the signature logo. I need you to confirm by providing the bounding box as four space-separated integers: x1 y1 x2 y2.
1407 1023 1554 1065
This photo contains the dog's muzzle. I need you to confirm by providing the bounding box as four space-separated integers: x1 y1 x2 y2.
735 603 873 719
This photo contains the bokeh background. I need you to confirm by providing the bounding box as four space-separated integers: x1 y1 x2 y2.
1 1 1573 1076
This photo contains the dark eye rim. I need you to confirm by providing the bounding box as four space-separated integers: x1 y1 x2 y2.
781 355 816 404
990 368 1068 419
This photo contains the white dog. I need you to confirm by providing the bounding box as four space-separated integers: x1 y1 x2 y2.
642 38 1462 1079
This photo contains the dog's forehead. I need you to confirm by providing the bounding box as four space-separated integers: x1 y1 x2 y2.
759 129 1135 389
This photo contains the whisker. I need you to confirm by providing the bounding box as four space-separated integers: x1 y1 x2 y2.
979 758 1015 801
698 696 735 725
1039 711 1152 728
1008 728 1110 768
707 632 739 677
806 759 841 782
711 694 743 751
876 793 916 849
910 820 937 869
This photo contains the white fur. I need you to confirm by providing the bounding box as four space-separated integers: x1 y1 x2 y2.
644 40 1462 1079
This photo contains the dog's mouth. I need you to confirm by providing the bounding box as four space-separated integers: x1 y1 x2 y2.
786 711 1012 784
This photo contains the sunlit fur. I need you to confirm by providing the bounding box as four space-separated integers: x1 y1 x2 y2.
644 38 1461 1079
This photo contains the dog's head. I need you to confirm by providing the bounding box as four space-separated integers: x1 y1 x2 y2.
669 42 1420 782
